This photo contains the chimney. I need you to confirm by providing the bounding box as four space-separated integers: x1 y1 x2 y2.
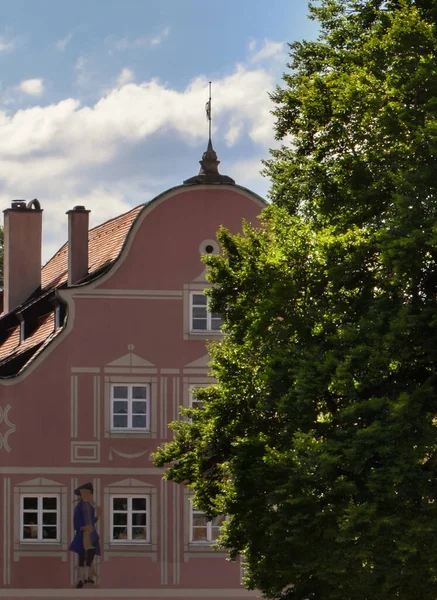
3 199 43 314
67 205 90 286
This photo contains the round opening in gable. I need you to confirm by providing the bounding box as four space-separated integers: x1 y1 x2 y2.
199 239 220 256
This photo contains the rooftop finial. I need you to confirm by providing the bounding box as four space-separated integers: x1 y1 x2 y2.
183 81 235 186
206 81 212 145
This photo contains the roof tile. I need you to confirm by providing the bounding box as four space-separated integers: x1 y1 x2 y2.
41 203 144 290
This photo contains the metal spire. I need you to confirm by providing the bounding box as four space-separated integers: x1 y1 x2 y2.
183 81 235 186
206 81 212 144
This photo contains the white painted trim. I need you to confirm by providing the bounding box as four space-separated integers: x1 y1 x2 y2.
104 550 158 561
77 289 183 300
109 448 148 460
160 478 169 584
199 239 220 256
70 442 100 463
0 589 259 597
184 552 228 561
78 289 183 296
104 367 158 375
173 376 181 423
3 477 11 584
0 467 164 475
13 550 67 561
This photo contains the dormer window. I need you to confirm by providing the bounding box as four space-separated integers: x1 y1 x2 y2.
54 305 61 330
17 314 26 343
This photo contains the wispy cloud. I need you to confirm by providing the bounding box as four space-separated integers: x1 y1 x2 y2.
250 39 286 63
117 68 135 87
150 26 170 46
74 55 94 89
109 26 171 52
56 33 72 52
19 78 45 97
0 34 18 53
248 39 257 52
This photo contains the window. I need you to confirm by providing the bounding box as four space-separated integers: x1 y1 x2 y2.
191 506 225 543
110 495 149 543
21 495 59 542
190 293 222 332
189 387 204 411
111 384 149 431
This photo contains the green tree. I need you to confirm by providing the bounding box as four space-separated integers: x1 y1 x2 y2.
154 2 437 599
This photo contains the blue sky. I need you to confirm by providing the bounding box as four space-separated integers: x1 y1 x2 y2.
0 0 318 260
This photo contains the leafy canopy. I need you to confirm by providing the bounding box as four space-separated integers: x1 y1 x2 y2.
154 1 437 599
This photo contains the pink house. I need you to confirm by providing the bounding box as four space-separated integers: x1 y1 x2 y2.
0 143 264 599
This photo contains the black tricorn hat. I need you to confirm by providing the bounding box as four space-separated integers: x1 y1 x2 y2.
74 482 94 496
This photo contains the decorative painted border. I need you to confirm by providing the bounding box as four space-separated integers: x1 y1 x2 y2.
70 442 100 463
0 405 16 452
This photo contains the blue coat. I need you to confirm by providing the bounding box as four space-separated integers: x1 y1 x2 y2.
69 500 101 555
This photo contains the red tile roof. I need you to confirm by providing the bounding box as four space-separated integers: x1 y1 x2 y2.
0 312 55 367
0 325 20 361
0 202 145 374
41 203 144 290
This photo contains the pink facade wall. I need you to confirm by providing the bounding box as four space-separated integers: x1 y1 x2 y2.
0 185 264 600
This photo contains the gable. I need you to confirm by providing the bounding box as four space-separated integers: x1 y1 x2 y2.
17 477 63 486
185 354 211 368
107 478 151 488
107 350 155 368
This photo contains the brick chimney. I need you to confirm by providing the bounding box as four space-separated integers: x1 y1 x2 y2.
67 205 90 286
3 199 43 314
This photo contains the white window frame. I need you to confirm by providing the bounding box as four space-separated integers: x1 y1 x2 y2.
110 383 150 432
189 386 205 412
20 494 60 543
190 292 222 333
190 504 225 544
110 494 150 544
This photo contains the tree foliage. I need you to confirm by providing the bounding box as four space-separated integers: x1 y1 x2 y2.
154 2 437 599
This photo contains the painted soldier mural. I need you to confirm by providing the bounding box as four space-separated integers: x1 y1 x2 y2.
69 482 102 588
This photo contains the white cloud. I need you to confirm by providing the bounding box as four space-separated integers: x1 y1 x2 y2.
117 68 135 87
56 33 72 52
225 120 243 147
248 39 257 52
74 55 96 89
0 35 18 53
150 26 170 46
229 157 271 200
250 40 286 63
109 27 170 52
229 157 263 186
19 78 45 97
0 61 278 260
